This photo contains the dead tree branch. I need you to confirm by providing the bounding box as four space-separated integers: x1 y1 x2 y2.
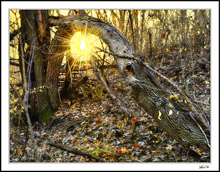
91 56 133 119
96 47 210 131
48 142 106 162
10 83 39 161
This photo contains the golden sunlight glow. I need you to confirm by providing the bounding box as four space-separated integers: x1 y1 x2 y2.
80 39 86 50
70 32 100 62
67 27 110 72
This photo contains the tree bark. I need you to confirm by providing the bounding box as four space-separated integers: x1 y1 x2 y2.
46 26 72 110
59 56 74 99
19 10 53 124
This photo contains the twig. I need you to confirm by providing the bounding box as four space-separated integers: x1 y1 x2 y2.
49 112 99 136
48 142 106 162
96 47 210 130
10 37 39 161
10 83 39 161
91 56 133 119
188 112 210 148
143 63 210 131
95 47 136 60
14 11 27 93
25 38 39 161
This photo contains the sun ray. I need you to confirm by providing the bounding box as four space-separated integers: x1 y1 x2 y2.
69 30 98 70
50 23 110 77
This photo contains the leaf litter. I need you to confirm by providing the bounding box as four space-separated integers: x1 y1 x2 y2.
10 50 210 162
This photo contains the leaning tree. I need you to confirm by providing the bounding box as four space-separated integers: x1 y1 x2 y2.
46 14 210 152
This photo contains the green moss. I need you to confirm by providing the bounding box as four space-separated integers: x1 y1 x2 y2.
91 149 105 156
40 107 53 124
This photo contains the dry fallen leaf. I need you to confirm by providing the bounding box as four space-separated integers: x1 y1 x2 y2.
158 111 162 120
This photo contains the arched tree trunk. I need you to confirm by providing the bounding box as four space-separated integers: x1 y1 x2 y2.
46 27 65 110
46 25 74 110
47 14 210 152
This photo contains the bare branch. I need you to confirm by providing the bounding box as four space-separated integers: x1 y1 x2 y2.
10 83 39 161
48 142 106 162
91 56 133 119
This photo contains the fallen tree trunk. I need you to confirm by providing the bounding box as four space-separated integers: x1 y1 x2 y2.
48 14 210 152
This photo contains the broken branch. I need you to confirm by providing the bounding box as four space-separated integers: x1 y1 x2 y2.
48 142 106 162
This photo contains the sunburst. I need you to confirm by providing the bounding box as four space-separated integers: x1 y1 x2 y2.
70 31 96 62
80 39 86 51
49 23 110 78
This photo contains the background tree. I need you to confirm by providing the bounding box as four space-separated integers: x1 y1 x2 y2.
11 10 53 123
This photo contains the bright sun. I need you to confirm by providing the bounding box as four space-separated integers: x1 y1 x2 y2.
70 32 99 62
68 31 110 71
80 39 86 50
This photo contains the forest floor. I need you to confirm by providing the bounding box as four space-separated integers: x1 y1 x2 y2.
9 50 210 162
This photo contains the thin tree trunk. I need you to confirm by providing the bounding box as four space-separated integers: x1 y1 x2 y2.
140 10 145 56
128 10 136 52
